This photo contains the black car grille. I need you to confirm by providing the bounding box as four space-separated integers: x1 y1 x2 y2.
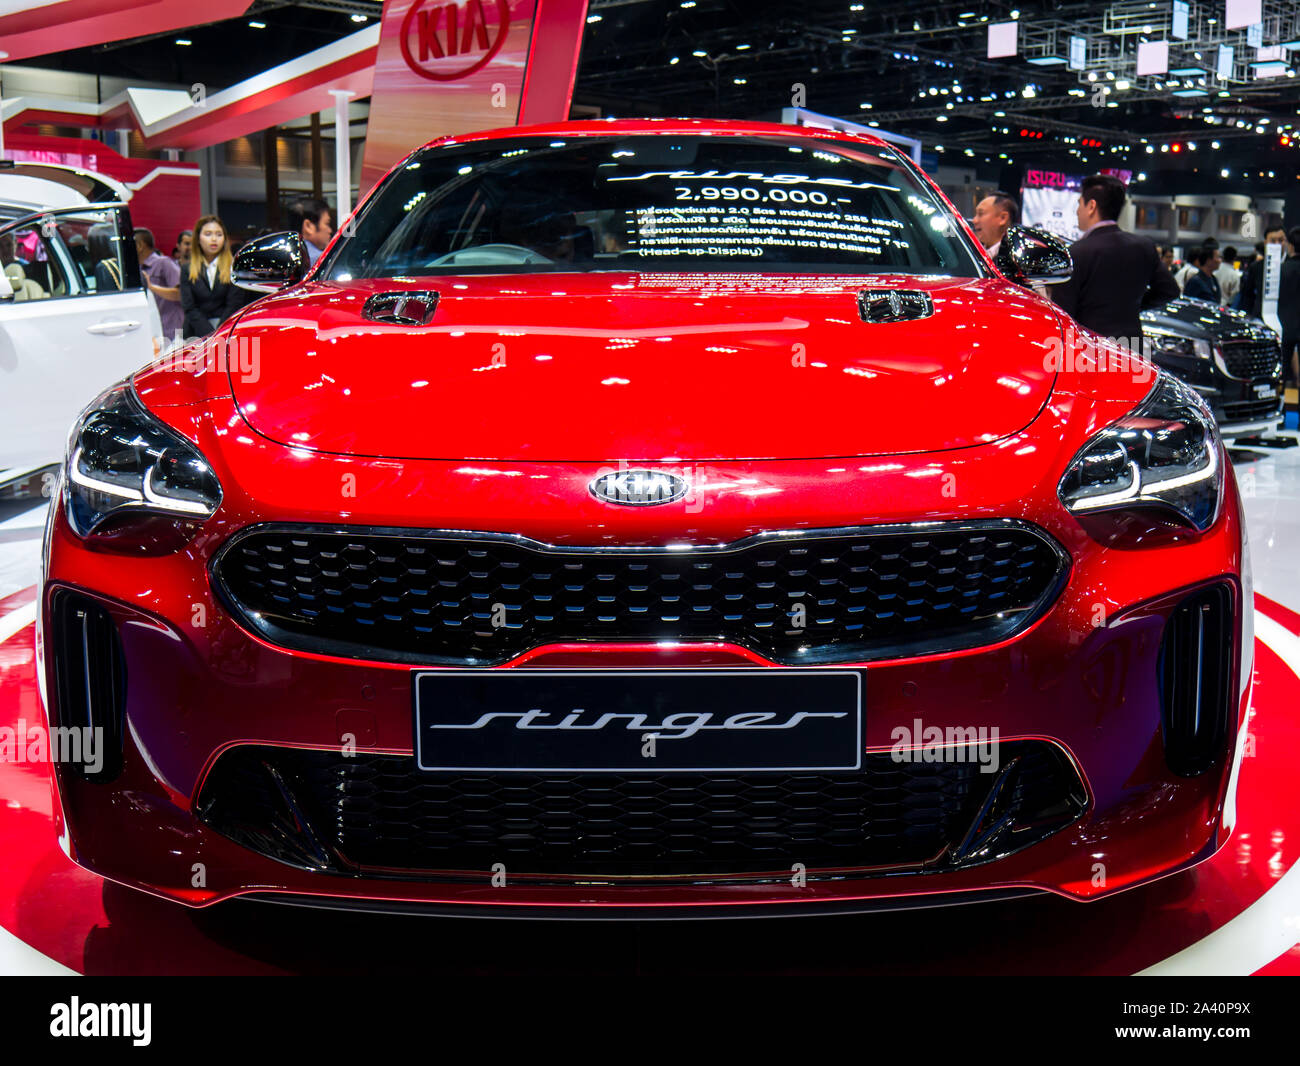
196 742 1088 882
211 522 1068 666
1220 337 1282 380
1220 398 1281 423
48 590 126 782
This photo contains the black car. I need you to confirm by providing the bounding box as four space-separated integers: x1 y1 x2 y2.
1141 296 1285 438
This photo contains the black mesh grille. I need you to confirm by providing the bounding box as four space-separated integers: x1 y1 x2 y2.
1220 338 1281 380
196 742 1088 882
1158 582 1235 777
211 522 1068 666
1220 398 1281 423
48 590 126 782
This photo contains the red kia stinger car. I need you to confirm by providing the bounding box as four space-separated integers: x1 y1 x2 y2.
37 119 1251 916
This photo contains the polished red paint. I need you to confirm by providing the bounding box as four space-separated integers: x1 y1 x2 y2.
37 119 1251 915
228 273 1058 461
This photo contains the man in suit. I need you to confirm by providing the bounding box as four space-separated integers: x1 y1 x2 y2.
1280 227 1300 388
288 198 334 267
1238 228 1286 317
970 191 1019 259
1051 174 1179 346
1183 245 1223 304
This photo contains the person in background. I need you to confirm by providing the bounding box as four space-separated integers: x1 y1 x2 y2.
1174 241 1206 291
1216 244 1241 305
970 191 1019 259
1159 245 1176 272
135 227 184 343
172 229 192 269
1183 245 1223 304
1051 173 1178 344
179 215 245 337
1238 228 1286 317
1279 227 1300 389
86 222 127 291
287 197 333 266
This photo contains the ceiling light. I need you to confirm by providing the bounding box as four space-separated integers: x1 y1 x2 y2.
248 20 266 29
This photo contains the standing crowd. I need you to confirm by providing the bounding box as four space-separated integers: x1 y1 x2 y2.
969 177 1299 390
135 196 335 344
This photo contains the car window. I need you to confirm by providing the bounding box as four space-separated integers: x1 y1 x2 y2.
0 219 75 302
0 206 141 301
326 133 984 279
57 208 142 295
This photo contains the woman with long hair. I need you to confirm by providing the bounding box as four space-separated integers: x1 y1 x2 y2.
179 214 246 337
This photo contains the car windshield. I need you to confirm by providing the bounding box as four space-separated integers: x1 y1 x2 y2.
324 133 983 279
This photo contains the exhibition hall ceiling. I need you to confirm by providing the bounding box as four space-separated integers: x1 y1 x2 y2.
7 0 1300 187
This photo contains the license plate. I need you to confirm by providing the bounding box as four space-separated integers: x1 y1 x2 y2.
412 669 863 772
1255 384 1276 398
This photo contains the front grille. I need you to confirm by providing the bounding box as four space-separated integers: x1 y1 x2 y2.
211 521 1068 666
196 742 1088 882
48 590 126 782
1220 398 1281 423
1220 337 1282 380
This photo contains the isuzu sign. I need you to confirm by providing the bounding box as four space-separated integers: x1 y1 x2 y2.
589 469 690 506
400 0 511 80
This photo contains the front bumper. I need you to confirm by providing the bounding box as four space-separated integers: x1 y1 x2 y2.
37 505 1249 913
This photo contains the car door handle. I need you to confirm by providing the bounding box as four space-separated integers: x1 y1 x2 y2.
86 320 143 335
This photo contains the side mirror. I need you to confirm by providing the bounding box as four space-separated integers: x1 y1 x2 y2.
232 232 308 293
994 225 1073 285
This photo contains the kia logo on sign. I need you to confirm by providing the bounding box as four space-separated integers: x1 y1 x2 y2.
589 470 690 506
400 0 511 82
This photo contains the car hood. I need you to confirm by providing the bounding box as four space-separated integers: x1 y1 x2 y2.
227 273 1061 462
1140 296 1274 342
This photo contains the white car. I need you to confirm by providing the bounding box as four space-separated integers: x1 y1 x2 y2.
0 162 164 486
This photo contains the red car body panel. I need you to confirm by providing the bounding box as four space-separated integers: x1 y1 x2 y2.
37 118 1251 914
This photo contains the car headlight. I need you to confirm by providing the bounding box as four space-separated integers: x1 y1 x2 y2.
1058 374 1222 533
65 385 222 539
1144 328 1212 360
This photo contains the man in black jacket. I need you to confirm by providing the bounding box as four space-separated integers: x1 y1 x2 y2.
1238 227 1287 317
1051 174 1179 346
1280 228 1300 388
1183 245 1223 304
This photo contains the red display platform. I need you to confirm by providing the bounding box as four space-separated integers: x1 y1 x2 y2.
2 585 1298 975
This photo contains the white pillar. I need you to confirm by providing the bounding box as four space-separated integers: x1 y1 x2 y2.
116 128 130 156
329 90 356 222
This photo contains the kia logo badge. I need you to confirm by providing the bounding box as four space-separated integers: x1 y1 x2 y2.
400 0 511 82
589 470 690 506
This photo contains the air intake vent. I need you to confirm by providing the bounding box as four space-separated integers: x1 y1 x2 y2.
362 291 439 326
49 590 126 782
1157 582 1234 778
858 289 934 323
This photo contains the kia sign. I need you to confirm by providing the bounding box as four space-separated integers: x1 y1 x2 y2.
399 0 511 80
361 0 588 193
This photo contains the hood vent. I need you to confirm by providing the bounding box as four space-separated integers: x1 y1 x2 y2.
362 291 440 326
858 289 935 324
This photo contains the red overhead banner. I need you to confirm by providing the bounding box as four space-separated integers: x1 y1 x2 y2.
360 0 588 193
0 1 253 62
